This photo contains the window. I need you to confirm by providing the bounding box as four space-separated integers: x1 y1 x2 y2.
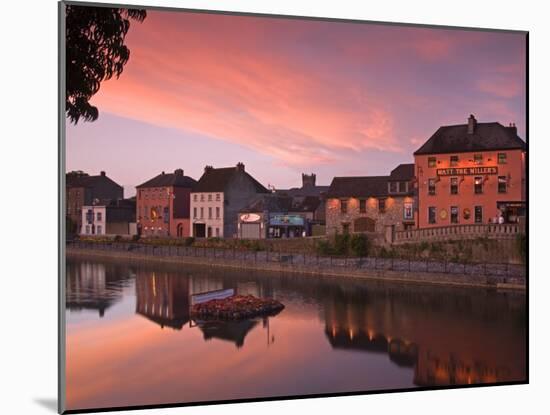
359 199 366 213
96 212 102 221
474 153 483 165
428 207 436 224
498 176 507 193
97 225 102 234
208 194 212 201
85 209 93 224
428 157 436 168
85 225 90 234
474 176 483 194
216 193 221 201
428 178 436 195
340 199 348 214
193 194 197 202
498 153 507 164
378 198 386 213
216 207 220 219
200 207 204 219
450 177 458 195
474 206 483 223
215 228 220 237
342 223 350 234
450 155 459 166
193 207 197 218
404 202 413 220
450 206 459 224
389 182 398 193
398 182 407 193
208 207 212 219
200 194 204 202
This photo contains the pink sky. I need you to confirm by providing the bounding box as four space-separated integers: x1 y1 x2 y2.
66 9 526 196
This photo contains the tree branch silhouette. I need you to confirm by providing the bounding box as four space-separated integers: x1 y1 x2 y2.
66 6 146 124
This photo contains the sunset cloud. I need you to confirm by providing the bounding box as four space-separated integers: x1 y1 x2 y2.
69 10 526 188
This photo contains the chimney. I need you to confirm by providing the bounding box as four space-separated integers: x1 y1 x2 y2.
302 173 316 188
174 168 183 176
161 171 165 175
100 171 106 176
204 165 213 173
236 162 245 172
508 122 517 135
467 114 477 134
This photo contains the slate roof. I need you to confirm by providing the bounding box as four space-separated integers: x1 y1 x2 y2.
240 194 293 213
136 171 196 189
389 163 415 181
66 172 123 190
276 185 329 197
290 196 322 212
193 167 269 193
326 176 389 198
414 122 526 155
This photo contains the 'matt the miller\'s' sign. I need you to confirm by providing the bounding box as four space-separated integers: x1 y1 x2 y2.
437 166 498 176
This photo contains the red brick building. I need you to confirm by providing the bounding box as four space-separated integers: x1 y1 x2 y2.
136 169 196 237
414 115 526 229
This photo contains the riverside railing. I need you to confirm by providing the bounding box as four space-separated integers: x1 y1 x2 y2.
67 240 526 280
394 223 525 243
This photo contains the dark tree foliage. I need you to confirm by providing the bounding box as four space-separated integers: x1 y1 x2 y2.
66 6 146 124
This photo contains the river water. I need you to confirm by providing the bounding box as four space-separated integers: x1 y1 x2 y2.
65 257 526 411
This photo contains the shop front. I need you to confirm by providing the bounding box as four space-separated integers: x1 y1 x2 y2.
496 201 526 224
268 214 306 238
238 213 264 239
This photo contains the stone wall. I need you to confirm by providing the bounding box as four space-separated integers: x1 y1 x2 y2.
326 196 413 235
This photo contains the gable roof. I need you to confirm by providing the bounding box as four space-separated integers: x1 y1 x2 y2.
66 172 123 190
327 176 389 198
193 167 269 193
136 172 196 189
389 163 415 181
414 122 526 156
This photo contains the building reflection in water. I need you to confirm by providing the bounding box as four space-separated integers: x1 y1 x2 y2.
323 285 526 386
135 270 269 348
66 260 135 317
135 271 191 330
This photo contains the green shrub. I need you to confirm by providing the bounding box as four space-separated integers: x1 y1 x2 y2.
333 232 350 256
316 239 333 256
350 233 369 257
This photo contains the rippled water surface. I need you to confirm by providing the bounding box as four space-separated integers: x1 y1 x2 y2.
65 257 526 411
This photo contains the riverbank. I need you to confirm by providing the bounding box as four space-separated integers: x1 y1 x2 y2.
66 244 526 291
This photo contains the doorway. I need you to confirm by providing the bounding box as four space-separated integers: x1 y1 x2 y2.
193 223 206 238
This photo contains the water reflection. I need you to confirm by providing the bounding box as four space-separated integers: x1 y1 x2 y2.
322 284 526 385
134 270 261 347
66 261 134 317
197 320 259 348
65 257 526 410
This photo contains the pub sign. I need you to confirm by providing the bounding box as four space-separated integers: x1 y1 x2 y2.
437 166 498 176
